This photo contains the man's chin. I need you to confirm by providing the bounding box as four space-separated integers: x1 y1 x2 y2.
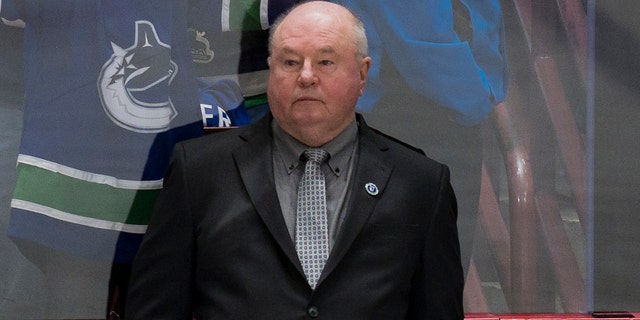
291 108 325 123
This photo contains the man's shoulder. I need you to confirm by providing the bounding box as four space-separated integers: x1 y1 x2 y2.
182 118 268 150
178 128 236 153
367 126 425 156
171 122 265 168
356 113 424 155
362 122 447 174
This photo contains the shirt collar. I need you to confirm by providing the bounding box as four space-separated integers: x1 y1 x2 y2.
272 119 358 177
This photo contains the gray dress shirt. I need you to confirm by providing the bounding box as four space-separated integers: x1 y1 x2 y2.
271 120 359 251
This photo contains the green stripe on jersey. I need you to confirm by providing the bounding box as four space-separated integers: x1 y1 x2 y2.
12 162 160 226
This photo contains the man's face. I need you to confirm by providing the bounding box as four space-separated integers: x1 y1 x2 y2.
267 4 371 147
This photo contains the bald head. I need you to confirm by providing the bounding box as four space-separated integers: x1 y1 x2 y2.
269 1 368 59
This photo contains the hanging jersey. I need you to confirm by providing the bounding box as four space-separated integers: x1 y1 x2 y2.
4 0 203 263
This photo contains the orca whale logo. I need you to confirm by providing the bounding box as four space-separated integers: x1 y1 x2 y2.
98 20 178 133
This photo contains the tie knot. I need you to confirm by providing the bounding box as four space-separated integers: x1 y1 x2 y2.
303 148 329 164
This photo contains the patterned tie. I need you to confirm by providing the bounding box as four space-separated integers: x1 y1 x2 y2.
296 148 330 290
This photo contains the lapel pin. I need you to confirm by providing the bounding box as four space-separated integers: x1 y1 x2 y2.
365 183 379 196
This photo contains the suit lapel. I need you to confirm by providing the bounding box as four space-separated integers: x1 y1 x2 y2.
232 115 304 276
319 116 394 284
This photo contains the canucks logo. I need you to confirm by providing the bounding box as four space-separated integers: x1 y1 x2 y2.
98 20 178 133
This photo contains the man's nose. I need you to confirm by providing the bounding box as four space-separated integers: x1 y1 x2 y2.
297 61 318 87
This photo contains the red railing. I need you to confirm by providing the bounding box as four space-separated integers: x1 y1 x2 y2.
464 0 589 313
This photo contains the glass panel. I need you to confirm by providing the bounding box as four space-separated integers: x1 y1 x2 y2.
2 0 640 318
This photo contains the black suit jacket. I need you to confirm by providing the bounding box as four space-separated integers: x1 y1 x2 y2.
126 113 464 319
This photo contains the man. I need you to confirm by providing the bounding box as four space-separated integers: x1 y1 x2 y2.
126 2 464 319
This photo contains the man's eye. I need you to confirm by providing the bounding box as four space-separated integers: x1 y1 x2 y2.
319 60 334 66
284 60 299 67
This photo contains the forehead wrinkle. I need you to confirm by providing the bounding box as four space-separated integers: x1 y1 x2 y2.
318 46 337 55
278 46 296 54
276 44 337 56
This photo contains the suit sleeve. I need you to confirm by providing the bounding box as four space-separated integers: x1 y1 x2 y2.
126 143 195 320
408 164 465 320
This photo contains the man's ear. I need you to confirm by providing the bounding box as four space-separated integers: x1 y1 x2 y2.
267 56 272 68
359 56 372 94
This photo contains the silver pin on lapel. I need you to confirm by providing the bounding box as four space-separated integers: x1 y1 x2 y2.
365 183 379 196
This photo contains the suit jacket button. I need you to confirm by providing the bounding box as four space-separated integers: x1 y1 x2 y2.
307 306 319 318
